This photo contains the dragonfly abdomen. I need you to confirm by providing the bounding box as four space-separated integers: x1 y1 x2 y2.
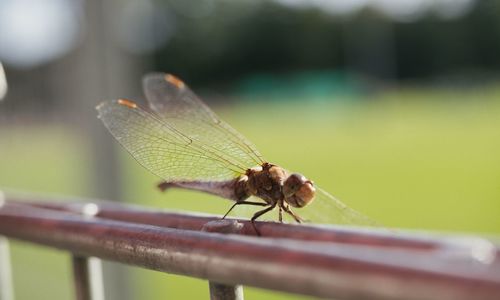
158 177 250 202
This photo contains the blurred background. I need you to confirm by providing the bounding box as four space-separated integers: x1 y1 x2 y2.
1 0 499 299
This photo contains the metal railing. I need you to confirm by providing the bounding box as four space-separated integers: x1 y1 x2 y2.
0 194 499 300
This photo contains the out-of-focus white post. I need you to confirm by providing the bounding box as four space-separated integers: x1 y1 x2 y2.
0 236 14 300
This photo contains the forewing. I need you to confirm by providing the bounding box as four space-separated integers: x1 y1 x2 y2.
96 99 243 182
142 73 264 170
228 189 379 226
299 187 380 226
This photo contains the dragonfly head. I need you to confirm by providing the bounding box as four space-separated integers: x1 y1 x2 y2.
283 173 316 208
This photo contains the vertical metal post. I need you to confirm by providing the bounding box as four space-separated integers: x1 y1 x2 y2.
0 236 14 300
202 220 245 300
73 256 91 300
0 191 14 300
209 282 244 300
57 0 144 297
72 256 105 300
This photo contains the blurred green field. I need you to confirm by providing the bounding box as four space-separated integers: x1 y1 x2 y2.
1 87 500 299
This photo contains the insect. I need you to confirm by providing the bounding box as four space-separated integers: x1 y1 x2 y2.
96 73 376 232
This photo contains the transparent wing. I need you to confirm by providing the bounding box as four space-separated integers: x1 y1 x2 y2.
299 187 380 226
229 188 379 226
142 73 264 169
96 99 246 182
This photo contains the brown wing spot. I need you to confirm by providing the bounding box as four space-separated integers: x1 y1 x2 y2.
117 98 138 108
165 74 185 89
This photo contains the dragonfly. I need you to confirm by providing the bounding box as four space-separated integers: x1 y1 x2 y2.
96 73 376 231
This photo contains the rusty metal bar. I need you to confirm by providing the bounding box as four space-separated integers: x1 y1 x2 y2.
1 201 500 300
0 236 14 300
72 256 105 300
18 199 449 251
19 199 500 260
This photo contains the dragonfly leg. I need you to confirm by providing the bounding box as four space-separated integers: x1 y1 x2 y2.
222 201 268 219
250 203 277 236
281 204 305 223
278 206 283 223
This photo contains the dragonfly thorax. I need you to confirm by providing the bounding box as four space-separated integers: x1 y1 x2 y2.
243 163 316 208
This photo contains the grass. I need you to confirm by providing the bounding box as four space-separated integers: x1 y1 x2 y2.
1 86 500 299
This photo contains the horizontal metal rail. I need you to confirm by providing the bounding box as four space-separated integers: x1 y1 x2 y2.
14 198 482 251
1 198 500 300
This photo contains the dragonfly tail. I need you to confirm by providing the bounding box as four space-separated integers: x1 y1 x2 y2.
157 181 175 192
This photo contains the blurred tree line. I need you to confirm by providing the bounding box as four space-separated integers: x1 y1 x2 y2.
155 0 500 87
2 0 499 113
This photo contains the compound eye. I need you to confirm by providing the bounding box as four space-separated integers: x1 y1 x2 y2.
295 182 316 207
283 174 304 197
